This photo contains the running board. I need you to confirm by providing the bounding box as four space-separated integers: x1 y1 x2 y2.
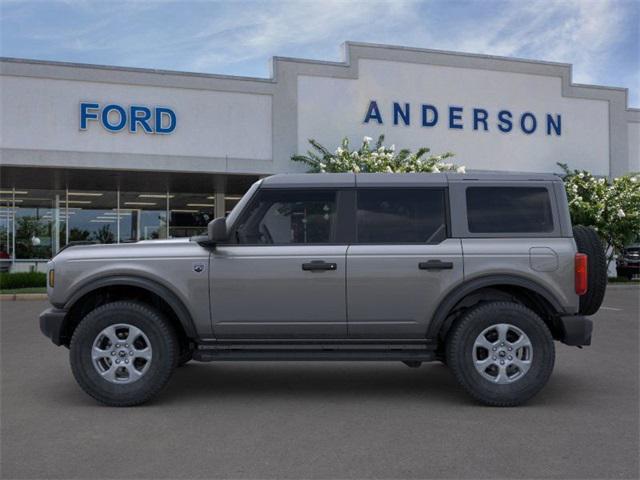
193 342 437 362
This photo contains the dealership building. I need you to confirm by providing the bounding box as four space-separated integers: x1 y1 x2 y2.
0 41 638 268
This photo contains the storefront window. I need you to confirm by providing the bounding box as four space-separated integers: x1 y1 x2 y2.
169 193 215 238
0 193 14 266
66 191 118 244
120 192 168 240
0 184 251 262
14 189 64 259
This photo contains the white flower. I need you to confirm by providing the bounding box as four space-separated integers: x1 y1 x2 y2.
385 166 393 173
335 147 343 155
352 165 360 173
432 166 440 173
456 166 466 174
631 176 638 183
363 136 372 144
617 208 626 218
390 144 395 152
578 172 584 178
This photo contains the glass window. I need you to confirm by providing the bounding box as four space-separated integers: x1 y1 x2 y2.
235 189 337 244
0 195 14 267
65 191 118 245
14 189 66 259
169 193 215 238
356 188 447 244
119 192 168 240
466 187 554 233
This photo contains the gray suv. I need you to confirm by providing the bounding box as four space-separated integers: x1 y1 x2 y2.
39 173 606 407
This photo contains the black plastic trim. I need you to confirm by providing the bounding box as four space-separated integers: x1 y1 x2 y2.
39 307 68 346
426 274 567 339
558 315 593 346
63 275 198 338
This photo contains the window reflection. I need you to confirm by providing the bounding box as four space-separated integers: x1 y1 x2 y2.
66 191 118 244
120 192 168 240
169 193 215 238
0 185 251 262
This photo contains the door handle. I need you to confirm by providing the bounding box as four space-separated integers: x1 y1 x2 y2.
419 260 454 270
302 260 337 272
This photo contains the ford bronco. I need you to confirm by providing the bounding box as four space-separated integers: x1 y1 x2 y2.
39 172 607 406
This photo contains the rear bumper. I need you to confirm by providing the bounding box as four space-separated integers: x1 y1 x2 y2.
39 307 68 346
558 315 593 346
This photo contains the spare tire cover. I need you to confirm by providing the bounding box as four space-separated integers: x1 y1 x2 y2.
573 225 607 315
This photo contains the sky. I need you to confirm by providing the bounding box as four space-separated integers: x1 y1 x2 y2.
1 0 638 106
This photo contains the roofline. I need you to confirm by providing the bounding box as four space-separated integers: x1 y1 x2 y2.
0 56 274 84
1 40 636 109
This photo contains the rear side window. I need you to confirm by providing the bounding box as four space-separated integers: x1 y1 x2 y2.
466 187 554 233
356 188 447 243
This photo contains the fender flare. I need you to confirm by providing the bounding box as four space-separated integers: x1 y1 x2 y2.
426 274 566 340
63 275 197 338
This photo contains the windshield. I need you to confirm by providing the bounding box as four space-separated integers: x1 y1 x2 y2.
225 179 262 227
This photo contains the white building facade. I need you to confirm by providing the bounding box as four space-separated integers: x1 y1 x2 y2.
1 42 638 266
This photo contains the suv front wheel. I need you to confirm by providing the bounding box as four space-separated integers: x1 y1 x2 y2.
446 301 555 406
69 301 178 407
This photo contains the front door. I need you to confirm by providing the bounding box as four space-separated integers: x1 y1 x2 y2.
210 188 348 338
346 187 463 338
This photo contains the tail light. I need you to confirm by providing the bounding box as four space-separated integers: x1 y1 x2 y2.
575 253 588 295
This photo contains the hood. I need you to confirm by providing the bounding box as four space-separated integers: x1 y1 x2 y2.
53 237 200 262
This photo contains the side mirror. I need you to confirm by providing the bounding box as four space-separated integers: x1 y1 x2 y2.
208 217 228 244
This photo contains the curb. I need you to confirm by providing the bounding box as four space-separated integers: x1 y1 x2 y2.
0 293 48 301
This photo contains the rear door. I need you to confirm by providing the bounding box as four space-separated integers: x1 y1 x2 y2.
346 186 463 338
210 187 349 338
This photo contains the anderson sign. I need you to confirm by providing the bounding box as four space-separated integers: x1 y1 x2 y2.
363 100 562 136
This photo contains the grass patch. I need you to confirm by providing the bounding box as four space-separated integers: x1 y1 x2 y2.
0 271 47 289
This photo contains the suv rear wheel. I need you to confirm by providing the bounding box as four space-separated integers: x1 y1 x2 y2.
446 301 555 407
69 301 178 407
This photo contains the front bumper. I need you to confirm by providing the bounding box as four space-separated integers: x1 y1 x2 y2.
39 307 68 346
558 315 593 346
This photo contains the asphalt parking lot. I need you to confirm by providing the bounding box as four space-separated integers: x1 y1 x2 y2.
1 287 638 479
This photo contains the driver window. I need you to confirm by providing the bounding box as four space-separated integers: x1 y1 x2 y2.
235 189 337 244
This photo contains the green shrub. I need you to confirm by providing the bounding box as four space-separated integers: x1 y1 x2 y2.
0 271 47 289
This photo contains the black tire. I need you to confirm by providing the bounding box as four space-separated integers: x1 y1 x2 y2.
70 301 178 407
446 301 555 407
573 225 607 315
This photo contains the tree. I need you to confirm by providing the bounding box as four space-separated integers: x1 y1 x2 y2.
558 163 640 265
92 225 115 244
292 135 463 174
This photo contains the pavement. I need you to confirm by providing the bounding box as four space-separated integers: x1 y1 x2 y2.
1 287 638 479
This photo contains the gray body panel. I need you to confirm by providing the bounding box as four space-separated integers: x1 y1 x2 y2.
346 240 463 337
461 238 578 313
48 239 212 336
210 245 348 338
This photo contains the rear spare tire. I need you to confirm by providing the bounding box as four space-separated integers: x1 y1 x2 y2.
573 225 607 315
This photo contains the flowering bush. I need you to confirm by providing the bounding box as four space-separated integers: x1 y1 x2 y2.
292 135 464 174
558 163 640 263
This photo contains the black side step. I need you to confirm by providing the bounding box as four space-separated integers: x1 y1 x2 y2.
193 341 437 362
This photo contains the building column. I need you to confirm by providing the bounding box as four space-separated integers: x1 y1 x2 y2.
214 192 225 218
